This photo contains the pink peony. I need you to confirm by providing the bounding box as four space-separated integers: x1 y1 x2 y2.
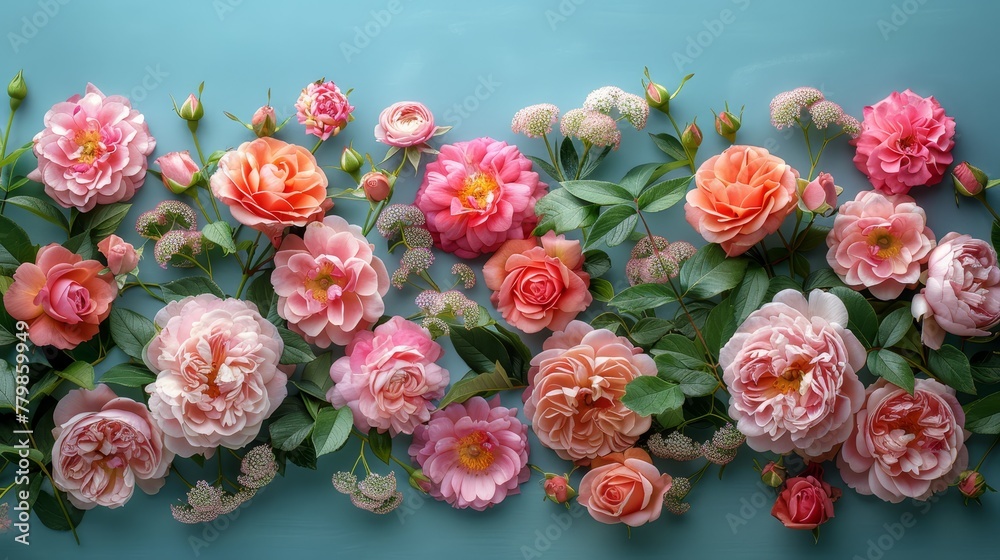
414 137 547 258
578 448 671 527
28 83 155 212
374 101 436 147
97 234 139 276
685 145 799 257
156 150 199 194
409 396 529 511
143 295 288 457
852 89 956 195
4 243 116 349
296 80 354 141
912 233 1000 349
826 190 936 300
272 215 390 349
838 378 968 503
327 316 449 436
483 232 592 333
524 321 657 462
51 385 173 509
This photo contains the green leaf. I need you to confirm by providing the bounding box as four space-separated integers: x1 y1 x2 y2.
621 376 683 416
290 379 328 401
56 361 95 390
606 214 638 247
586 205 637 249
765 275 801 301
804 269 846 291
246 270 282 325
971 351 1000 384
302 351 334 393
99 364 156 388
0 142 32 168
0 444 43 464
561 180 633 205
278 327 316 365
450 326 511 374
620 163 663 197
794 225 832 252
653 334 702 360
589 278 614 302
533 189 598 235
655 405 685 430
830 287 878 348
636 176 692 213
160 276 225 301
877 307 914 348
437 363 524 409
0 214 37 265
791 253 810 278
590 312 632 335
559 138 580 180
964 392 1000 434
732 265 768 324
867 349 914 394
579 145 612 179
312 406 354 457
648 132 686 161
629 318 673 346
655 353 717 397
34 489 85 532
992 220 1000 253
109 307 156 362
679 244 748 300
202 221 237 255
74 203 131 240
583 249 612 278
5 196 69 231
928 345 976 395
0 361 16 410
368 428 393 466
269 403 315 451
62 231 96 261
490 323 534 381
527 155 561 182
704 298 736 358
609 283 677 313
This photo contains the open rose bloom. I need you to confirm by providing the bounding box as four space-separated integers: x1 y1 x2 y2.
374 101 437 148
771 465 840 530
578 448 671 527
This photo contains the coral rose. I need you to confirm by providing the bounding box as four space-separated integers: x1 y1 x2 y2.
685 145 799 257
97 234 139 276
143 295 288 457
578 448 672 527
837 378 968 503
374 101 436 148
483 231 591 333
524 321 657 462
4 243 116 349
771 465 840 530
28 83 155 212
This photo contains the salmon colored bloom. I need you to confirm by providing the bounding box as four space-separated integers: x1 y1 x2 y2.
578 448 672 527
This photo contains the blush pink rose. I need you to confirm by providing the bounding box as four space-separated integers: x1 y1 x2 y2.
97 234 139 276
826 190 935 300
771 466 840 530
156 150 199 194
912 233 1000 349
524 321 657 462
210 137 331 245
685 145 799 257
272 215 390 348
852 89 956 195
51 385 173 510
578 448 672 527
414 137 547 258
4 243 116 349
28 83 155 212
721 290 867 460
374 101 436 147
295 80 354 140
327 316 449 436
837 378 969 503
143 295 288 457
483 232 592 333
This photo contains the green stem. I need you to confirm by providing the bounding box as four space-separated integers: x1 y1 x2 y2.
979 196 1000 222
217 451 224 486
311 139 324 154
176 254 212 276
0 109 17 213
666 112 696 172
542 133 564 181
171 465 195 489
207 188 223 221
351 429 417 475
25 431 80 544
191 193 213 223
976 435 1000 471
574 143 592 180
133 278 165 303
417 270 441 292
191 130 207 166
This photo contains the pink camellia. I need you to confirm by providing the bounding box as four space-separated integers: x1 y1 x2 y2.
483 232 591 333
272 215 390 349
28 83 155 212
578 448 672 527
4 243 116 349
143 294 288 457
409 396 529 511
327 316 449 436
826 190 936 300
771 465 840 530
414 137 547 258
52 385 173 510
211 137 331 245
838 378 969 503
912 233 1000 349
374 101 436 148
296 80 354 141
685 145 799 257
852 89 956 195
156 150 199 194
97 234 139 276
524 321 657 462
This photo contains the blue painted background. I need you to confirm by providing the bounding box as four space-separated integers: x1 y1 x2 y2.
2 0 998 558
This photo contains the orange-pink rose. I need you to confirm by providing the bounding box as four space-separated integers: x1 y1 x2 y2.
578 448 672 527
685 145 799 256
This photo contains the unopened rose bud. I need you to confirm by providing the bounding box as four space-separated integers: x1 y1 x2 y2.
761 461 786 488
361 171 392 203
642 67 671 114
7 70 26 110
798 172 840 215
252 105 277 138
178 93 203 122
340 146 364 175
408 469 432 493
156 151 200 195
958 470 991 501
953 162 989 197
714 105 742 143
97 234 140 276
543 474 576 504
681 119 702 152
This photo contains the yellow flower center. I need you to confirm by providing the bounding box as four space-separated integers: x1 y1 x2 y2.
75 128 103 165
204 334 230 400
867 228 902 259
773 368 805 395
456 430 495 472
459 173 498 209
304 262 346 304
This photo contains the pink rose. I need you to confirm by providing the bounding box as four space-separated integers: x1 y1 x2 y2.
51 385 172 509
543 474 576 504
826 190 936 300
272 215 390 348
156 150 199 194
837 378 969 503
721 290 866 460
143 295 288 457
360 171 391 203
414 137 547 258
578 448 672 527
912 232 1000 349
374 101 436 148
327 316 449 436
483 232 592 333
799 172 839 214
524 321 656 462
97 234 139 276
685 145 799 257
295 80 354 141
4 243 116 349
28 83 155 212
771 467 839 530
852 89 956 195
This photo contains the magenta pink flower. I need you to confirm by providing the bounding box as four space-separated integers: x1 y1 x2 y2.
296 80 354 141
272 215 390 348
374 101 436 148
414 137 546 258
852 89 956 195
720 289 866 460
912 232 1000 349
143 295 288 457
327 316 449 436
826 190 935 300
838 378 968 503
51 385 173 509
28 84 155 212
409 396 529 511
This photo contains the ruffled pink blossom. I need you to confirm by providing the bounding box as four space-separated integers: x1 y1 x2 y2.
296 80 354 140
374 101 436 148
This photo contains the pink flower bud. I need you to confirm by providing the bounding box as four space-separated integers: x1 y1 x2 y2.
543 474 576 504
958 470 990 500
340 146 364 174
156 151 200 194
760 461 786 488
642 68 670 114
681 119 702 152
97 234 139 276
252 105 277 138
361 171 391 203
952 162 988 197
714 110 741 143
798 172 839 214
178 93 203 121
